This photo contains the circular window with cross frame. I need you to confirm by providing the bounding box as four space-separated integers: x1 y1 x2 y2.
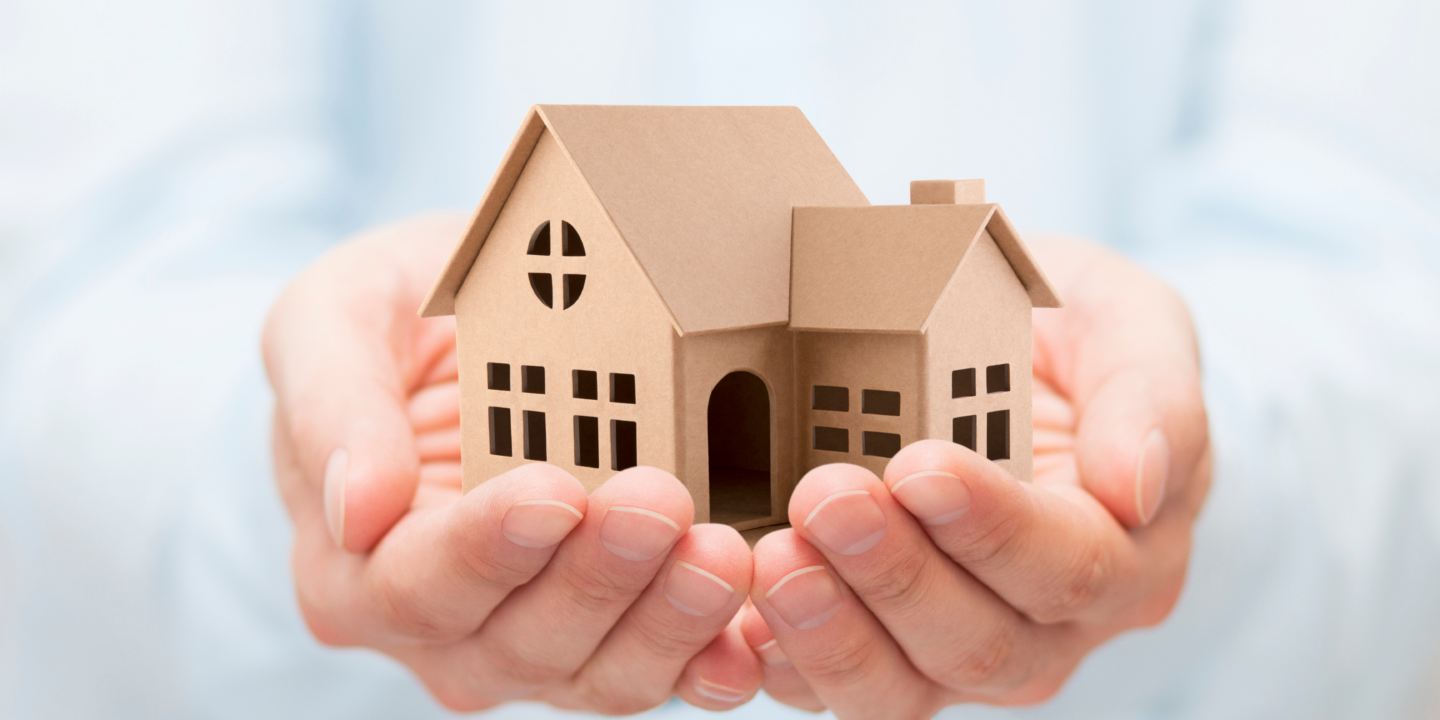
526 220 586 309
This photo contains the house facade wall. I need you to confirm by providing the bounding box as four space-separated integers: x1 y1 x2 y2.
794 331 924 480
675 325 796 526
453 129 680 493
922 229 1035 481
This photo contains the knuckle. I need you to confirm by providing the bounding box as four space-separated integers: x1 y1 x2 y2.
563 567 640 610
375 573 452 641
1030 544 1108 623
954 504 1027 569
938 622 1023 690
575 679 673 716
856 544 933 615
455 538 539 590
486 640 572 688
802 636 879 689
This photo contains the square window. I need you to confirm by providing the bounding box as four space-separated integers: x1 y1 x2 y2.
611 420 638 470
861 389 901 416
986 410 1010 460
488 363 511 391
812 426 849 452
523 410 547 461
812 385 849 412
610 373 636 404
522 365 545 394
488 407 512 456
952 368 975 398
986 364 1010 394
574 415 599 468
572 370 598 400
862 431 902 458
953 415 977 451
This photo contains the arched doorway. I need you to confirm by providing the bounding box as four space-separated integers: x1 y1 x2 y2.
707 371 772 525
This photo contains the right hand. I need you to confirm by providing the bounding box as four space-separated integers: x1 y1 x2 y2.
262 213 761 713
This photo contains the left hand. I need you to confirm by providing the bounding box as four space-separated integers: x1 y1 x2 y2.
742 236 1212 717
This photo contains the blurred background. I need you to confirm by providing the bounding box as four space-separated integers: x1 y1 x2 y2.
1 1 1437 718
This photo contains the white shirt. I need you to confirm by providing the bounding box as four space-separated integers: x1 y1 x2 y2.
1 1 1437 717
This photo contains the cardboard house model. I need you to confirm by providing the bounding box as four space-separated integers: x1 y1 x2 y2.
420 105 1061 532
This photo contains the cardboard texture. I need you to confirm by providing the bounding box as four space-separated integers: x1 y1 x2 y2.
424 105 1060 529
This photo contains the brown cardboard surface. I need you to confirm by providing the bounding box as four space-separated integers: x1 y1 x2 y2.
795 331 923 480
921 230 1035 481
791 204 994 333
421 107 545 318
676 325 796 527
429 103 1060 528
454 129 679 494
425 105 870 334
911 179 986 204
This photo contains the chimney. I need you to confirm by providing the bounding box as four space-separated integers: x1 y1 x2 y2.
910 179 986 205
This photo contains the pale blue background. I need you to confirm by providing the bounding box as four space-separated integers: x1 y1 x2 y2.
1 1 1438 718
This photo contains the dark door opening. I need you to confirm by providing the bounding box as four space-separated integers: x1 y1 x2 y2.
707 371 772 526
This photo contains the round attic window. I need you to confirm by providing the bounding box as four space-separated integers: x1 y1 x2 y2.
526 220 586 309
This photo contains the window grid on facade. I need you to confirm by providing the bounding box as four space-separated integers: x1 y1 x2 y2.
952 368 976 398
813 426 848 452
953 415 977 451
488 363 511 391
863 431 901 458
523 410 547 461
573 369 598 400
986 364 1010 394
812 385 849 412
986 410 1010 460
861 389 901 416
574 415 599 468
488 407 512 457
611 420 638 470
522 365 545 394
610 373 636 404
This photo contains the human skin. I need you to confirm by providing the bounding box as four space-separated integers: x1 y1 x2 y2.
263 214 1209 716
742 238 1212 717
263 213 761 713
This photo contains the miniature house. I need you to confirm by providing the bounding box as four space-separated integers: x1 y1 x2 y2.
421 105 1060 531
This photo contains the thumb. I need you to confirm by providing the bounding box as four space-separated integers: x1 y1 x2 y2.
263 243 427 554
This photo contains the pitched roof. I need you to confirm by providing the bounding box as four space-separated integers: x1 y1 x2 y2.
789 204 1062 333
420 105 869 334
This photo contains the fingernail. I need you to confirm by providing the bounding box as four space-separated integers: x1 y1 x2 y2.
802 489 886 555
889 470 972 525
694 678 749 703
754 639 792 669
664 561 735 617
323 448 347 549
765 566 843 630
1136 429 1171 525
600 506 681 561
502 500 583 548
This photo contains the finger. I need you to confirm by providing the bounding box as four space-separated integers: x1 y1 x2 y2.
262 214 468 552
884 439 1141 624
675 612 766 711
408 380 460 434
738 601 826 712
750 529 942 717
563 524 753 714
434 467 693 704
1032 241 1207 527
305 463 588 645
788 463 1058 696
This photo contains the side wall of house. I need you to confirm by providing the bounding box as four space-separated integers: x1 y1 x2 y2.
454 129 679 494
676 325 795 526
795 331 923 480
922 229 1034 481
